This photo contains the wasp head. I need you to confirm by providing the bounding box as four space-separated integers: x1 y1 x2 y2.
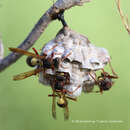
26 56 40 67
98 76 113 91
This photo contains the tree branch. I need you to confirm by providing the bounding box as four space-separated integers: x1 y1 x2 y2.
0 0 91 72
0 37 4 61
116 0 130 35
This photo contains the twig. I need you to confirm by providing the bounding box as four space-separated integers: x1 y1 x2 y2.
0 0 91 72
116 0 130 35
0 37 4 61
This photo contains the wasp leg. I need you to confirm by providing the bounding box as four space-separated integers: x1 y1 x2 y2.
59 52 72 69
66 96 77 101
64 85 81 97
91 90 103 94
108 60 119 78
88 72 98 84
61 52 72 62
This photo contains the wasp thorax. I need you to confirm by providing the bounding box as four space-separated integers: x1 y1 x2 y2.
42 58 52 68
54 82 63 91
53 58 60 69
57 97 67 108
26 56 39 67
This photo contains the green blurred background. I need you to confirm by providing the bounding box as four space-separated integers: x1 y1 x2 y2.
0 0 129 130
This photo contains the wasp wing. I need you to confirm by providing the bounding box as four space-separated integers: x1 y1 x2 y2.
52 91 56 119
64 103 69 120
13 68 43 80
9 48 44 59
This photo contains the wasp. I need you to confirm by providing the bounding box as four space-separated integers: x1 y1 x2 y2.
54 71 70 89
9 47 44 80
47 71 81 120
9 46 72 80
89 61 118 94
9 45 58 80
48 90 77 120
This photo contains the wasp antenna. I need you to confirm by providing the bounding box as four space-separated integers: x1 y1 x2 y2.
32 48 39 56
108 60 118 78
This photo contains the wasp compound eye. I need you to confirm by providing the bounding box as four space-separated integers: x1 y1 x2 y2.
26 56 39 67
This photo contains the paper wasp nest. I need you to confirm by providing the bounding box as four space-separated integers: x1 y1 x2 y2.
39 27 110 97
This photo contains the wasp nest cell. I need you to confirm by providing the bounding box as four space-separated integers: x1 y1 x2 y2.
39 27 110 97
